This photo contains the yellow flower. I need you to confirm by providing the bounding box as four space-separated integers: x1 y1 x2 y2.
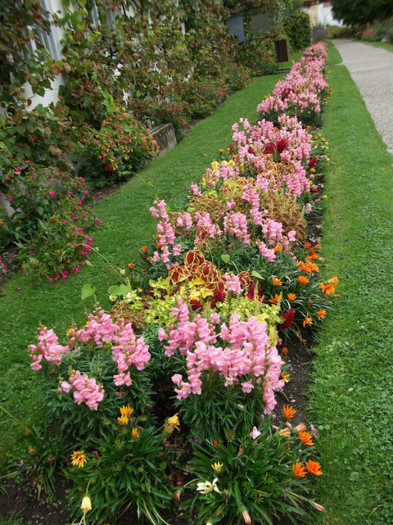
71 450 87 468
219 148 224 154
81 495 92 513
281 372 290 383
279 427 291 438
120 404 133 419
164 413 181 434
117 414 129 426
132 427 140 439
212 462 224 474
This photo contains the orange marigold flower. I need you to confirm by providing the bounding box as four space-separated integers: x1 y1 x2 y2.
306 459 323 475
315 243 322 250
272 277 282 286
299 431 314 446
281 346 288 356
328 275 338 286
283 405 296 419
307 252 319 261
274 244 282 253
299 262 320 274
317 309 326 320
287 293 297 301
141 246 148 253
292 463 307 478
157 242 162 249
303 314 313 327
320 282 335 294
269 294 281 304
297 276 309 285
304 242 312 249
128 263 136 270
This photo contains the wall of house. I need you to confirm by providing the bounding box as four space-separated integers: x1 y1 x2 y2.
302 2 343 27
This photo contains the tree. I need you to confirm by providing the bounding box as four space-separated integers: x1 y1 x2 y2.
331 0 393 26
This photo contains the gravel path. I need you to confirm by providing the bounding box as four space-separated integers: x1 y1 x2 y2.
332 39 393 158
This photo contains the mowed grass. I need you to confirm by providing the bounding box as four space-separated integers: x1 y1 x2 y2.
307 58 393 522
0 72 282 467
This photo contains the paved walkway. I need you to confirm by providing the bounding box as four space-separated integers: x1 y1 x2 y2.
333 39 393 158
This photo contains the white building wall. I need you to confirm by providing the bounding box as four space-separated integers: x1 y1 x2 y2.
318 3 343 27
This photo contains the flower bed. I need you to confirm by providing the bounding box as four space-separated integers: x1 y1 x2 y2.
23 43 336 525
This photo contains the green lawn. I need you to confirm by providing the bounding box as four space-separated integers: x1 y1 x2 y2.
307 56 393 523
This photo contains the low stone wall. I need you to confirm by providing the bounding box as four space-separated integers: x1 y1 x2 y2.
150 123 177 156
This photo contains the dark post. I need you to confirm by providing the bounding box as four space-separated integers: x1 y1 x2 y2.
274 39 289 63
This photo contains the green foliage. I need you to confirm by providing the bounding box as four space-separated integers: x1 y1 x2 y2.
327 26 355 39
0 161 89 244
130 98 191 139
81 112 159 187
284 12 312 52
6 422 67 502
183 418 322 525
176 78 231 120
331 0 393 27
66 416 173 524
0 0 55 108
234 39 277 76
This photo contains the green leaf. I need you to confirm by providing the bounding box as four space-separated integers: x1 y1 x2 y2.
221 254 231 264
107 284 130 297
251 270 263 279
81 283 96 300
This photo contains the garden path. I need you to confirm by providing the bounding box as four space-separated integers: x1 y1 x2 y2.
332 39 393 158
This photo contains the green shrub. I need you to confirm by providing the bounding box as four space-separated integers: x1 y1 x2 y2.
327 26 355 39
235 39 277 76
81 112 159 188
284 12 312 51
176 78 231 120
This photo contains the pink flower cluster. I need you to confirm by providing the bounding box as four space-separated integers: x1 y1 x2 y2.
59 370 104 411
29 327 70 370
158 301 284 413
257 44 328 121
29 308 151 410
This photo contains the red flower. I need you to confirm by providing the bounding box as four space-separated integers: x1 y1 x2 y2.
308 156 317 169
264 142 276 154
277 139 287 152
190 299 203 312
104 165 112 171
278 309 295 330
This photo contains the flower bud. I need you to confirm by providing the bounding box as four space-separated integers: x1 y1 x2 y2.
81 495 92 513
242 508 252 524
